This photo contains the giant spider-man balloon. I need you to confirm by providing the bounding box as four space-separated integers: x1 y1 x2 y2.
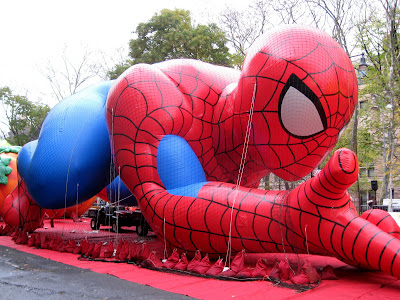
3 25 400 280
106 26 400 279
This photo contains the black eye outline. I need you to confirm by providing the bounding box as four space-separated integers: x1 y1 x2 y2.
278 73 327 139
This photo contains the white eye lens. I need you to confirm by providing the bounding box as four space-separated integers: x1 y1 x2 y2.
279 74 326 139
280 86 324 137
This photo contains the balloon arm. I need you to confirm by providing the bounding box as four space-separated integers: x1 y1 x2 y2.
138 148 360 256
139 147 400 279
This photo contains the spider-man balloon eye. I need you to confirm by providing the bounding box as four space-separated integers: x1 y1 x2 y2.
279 74 327 139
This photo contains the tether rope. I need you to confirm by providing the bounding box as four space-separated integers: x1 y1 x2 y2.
225 81 257 267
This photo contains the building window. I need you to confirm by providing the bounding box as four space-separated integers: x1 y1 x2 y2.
360 166 375 178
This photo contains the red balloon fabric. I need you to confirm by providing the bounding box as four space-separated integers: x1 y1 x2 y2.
192 256 212 274
291 273 311 285
27 234 36 247
1 179 45 232
105 24 400 281
174 253 189 271
187 250 202 271
230 250 245 273
118 241 130 261
278 260 292 281
101 242 114 258
162 249 180 269
320 265 338 280
236 267 253 279
205 258 224 276
252 258 271 278
361 209 400 239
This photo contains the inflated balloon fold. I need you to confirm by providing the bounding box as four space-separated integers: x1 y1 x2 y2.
17 81 114 209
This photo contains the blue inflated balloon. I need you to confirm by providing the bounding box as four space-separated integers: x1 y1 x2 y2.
17 81 114 209
106 175 138 206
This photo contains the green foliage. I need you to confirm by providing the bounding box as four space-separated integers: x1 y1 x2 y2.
0 157 12 185
230 52 245 69
0 87 50 146
0 145 21 154
356 12 399 115
108 9 233 79
355 7 400 192
107 61 133 80
357 125 379 164
319 114 379 169
0 146 20 185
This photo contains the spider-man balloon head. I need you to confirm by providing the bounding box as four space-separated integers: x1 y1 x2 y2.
237 25 358 181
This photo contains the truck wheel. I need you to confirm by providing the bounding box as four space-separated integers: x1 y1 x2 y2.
91 218 100 230
137 218 149 237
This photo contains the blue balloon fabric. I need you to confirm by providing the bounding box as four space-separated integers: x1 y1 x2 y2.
106 175 138 206
157 135 208 198
17 81 114 209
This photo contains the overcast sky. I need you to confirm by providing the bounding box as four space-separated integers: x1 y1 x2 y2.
0 0 246 107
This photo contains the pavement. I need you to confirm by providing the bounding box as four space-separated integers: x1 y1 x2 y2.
0 245 194 300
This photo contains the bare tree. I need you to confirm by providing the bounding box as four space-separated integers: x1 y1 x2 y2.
41 44 103 103
218 9 256 56
274 0 311 24
218 0 360 59
380 0 399 205
97 47 129 80
306 0 359 55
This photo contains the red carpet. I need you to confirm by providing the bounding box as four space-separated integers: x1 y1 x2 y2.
1 218 400 299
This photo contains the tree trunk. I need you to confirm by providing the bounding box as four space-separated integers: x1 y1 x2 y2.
350 104 361 213
385 0 398 208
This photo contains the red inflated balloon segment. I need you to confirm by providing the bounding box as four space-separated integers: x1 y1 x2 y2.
240 26 357 181
1 179 45 232
106 25 400 280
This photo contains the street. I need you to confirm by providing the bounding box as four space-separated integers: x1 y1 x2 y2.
0 245 193 300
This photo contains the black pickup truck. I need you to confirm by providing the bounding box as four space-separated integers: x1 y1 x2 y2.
87 205 151 236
